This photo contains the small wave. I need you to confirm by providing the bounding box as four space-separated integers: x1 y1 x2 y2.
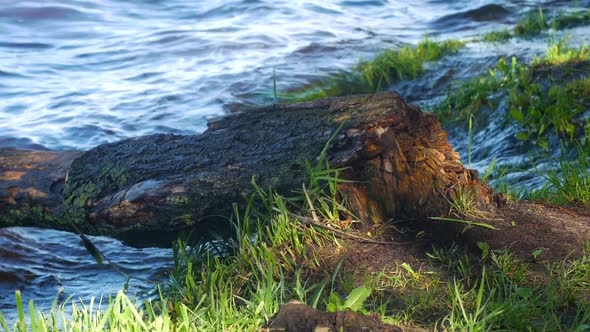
340 0 389 7
434 4 512 25
0 42 52 49
0 5 93 22
0 70 27 78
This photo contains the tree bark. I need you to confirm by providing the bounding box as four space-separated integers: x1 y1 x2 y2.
0 92 486 245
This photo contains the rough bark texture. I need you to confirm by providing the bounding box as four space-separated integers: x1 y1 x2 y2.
0 92 486 245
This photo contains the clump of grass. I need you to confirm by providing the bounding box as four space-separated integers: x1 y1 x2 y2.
436 243 590 331
509 43 589 147
481 29 512 43
283 38 465 102
161 138 358 329
514 7 548 36
478 8 590 43
553 9 590 30
434 41 590 148
432 55 519 124
532 145 590 205
0 290 196 332
533 40 590 65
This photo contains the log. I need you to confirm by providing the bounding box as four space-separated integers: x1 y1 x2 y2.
0 92 485 245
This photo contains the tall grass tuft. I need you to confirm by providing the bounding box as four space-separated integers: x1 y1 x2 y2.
0 291 195 332
283 38 465 102
537 144 590 205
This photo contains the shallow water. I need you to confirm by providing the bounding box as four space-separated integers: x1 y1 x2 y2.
1 0 578 150
0 0 588 322
0 227 171 322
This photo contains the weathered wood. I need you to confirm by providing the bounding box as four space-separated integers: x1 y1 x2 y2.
0 92 485 245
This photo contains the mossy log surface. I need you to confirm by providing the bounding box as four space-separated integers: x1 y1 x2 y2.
0 92 485 246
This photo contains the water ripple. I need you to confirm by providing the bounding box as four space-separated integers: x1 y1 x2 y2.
0 227 172 322
0 0 506 151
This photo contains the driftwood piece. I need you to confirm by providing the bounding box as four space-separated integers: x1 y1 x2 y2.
0 92 485 245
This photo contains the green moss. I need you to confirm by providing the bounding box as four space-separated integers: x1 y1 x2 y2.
283 38 465 102
0 205 66 229
167 195 189 206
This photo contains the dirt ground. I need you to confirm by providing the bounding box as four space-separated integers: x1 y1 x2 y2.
338 199 590 273
269 200 590 331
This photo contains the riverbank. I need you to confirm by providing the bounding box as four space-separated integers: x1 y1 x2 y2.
2 170 589 331
1 7 590 332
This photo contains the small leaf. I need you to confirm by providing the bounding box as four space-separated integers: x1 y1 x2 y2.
477 241 490 256
532 249 545 259
326 292 343 312
510 108 526 123
516 287 533 299
401 262 417 278
515 132 529 140
81 235 103 266
343 286 371 312
538 139 549 150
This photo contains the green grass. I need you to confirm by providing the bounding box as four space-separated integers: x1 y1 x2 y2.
514 7 548 37
534 145 590 205
533 40 590 65
553 9 590 30
488 143 590 206
480 29 512 43
433 41 590 148
2 207 589 331
0 290 197 332
282 38 465 102
430 38 590 210
2 154 588 331
478 8 590 43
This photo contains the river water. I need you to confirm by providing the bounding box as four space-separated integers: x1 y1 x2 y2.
0 0 588 322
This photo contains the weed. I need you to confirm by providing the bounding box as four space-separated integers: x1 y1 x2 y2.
326 285 372 313
533 40 590 65
553 9 590 30
480 29 512 43
515 7 547 36
0 291 195 332
444 269 505 331
283 38 465 102
435 39 590 151
478 8 590 43
535 144 590 205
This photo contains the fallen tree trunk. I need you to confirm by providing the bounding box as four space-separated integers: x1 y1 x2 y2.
0 92 488 245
